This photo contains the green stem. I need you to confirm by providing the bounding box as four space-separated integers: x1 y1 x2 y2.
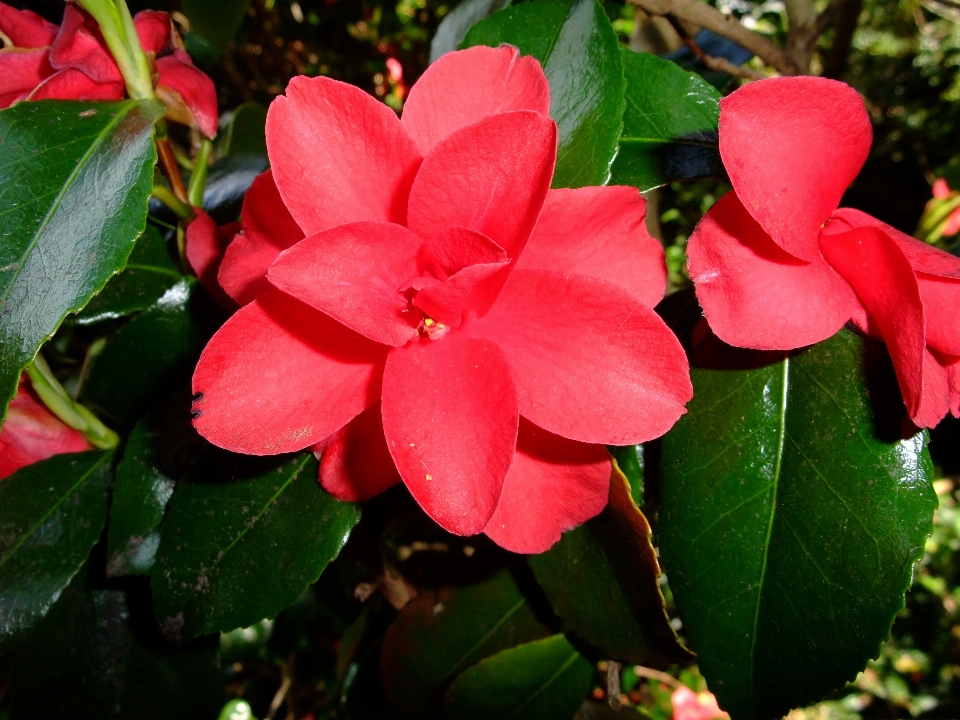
152 184 195 222
77 0 155 101
26 354 118 450
187 138 213 208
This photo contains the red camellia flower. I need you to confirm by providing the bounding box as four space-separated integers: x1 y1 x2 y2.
0 377 91 480
687 76 960 428
191 46 692 553
0 1 217 137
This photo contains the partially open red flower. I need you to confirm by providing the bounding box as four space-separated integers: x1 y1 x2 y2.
0 1 217 137
688 76 960 428
185 209 241 310
671 686 728 720
192 46 691 553
0 376 91 479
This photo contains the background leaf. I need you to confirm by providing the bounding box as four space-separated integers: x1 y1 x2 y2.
0 100 160 421
0 450 113 649
215 102 268 157
443 634 593 720
610 49 723 192
462 0 626 188
181 0 253 51
429 0 511 62
659 328 938 719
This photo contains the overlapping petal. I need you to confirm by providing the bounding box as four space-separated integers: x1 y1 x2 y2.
192 290 388 454
0 4 58 47
185 210 239 310
28 67 122 102
484 419 611 554
266 75 422 235
719 77 872 261
156 52 219 138
517 186 666 307
401 44 550 156
381 334 519 535
319 402 401 502
133 10 170 55
687 192 858 350
468 269 692 445
49 4 121 83
0 49 52 108
917 274 960 356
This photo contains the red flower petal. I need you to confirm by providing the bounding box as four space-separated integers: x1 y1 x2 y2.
407 110 556 261
219 170 305 306
185 210 239 310
28 67 123 102
517 187 666 307
938 352 960 418
419 226 508 277
49 4 121 84
192 290 387 454
0 4 58 48
719 77 871 262
0 379 91 480
156 52 219 138
820 227 943 427
401 45 550 156
381 334 519 535
917 274 960 356
319 402 400 502
133 10 170 55
414 260 510 326
484 418 610 554
687 192 858 350
268 221 421 347
266 75 422 235
467 269 692 445
0 48 53 108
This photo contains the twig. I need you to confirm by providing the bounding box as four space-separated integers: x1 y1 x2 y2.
266 674 293 720
665 15 768 80
607 661 622 711
627 0 799 75
633 666 683 689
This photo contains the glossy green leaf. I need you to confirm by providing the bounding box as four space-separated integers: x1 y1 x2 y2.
215 102 268 157
381 567 553 719
610 49 722 192
660 329 938 720
152 453 361 640
462 0 625 188
181 0 252 51
430 0 511 62
443 634 593 720
529 462 692 667
0 450 113 649
72 224 181 325
0 100 160 422
81 278 208 427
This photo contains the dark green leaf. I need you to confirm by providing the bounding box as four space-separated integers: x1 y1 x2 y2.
659 329 938 719
202 153 269 225
0 450 113 648
381 567 553 719
72 224 181 325
215 102 268 157
181 0 252 51
611 444 644 503
81 278 208 427
529 462 692 667
610 49 722 191
0 100 161 421
152 453 361 640
443 634 593 720
462 0 625 188
430 0 512 62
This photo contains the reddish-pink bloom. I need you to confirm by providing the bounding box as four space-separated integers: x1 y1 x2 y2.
671 686 729 720
687 76 960 428
0 377 91 479
0 2 217 137
191 46 691 553
185 209 241 310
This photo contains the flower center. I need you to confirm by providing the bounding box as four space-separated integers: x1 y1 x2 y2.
419 317 449 340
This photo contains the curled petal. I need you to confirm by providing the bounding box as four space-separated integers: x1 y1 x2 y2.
917 274 960 356
419 226 507 278
467 269 692 445
266 75 422 235
0 4 58 48
937 352 960 418
319 402 400 502
49 4 121 84
0 48 53 109
719 77 871 261
185 210 239 310
156 52 219 138
28 67 123 102
268 221 421 347
133 10 170 55
517 186 666 307
192 290 387 454
484 419 611 554
382 334 519 536
401 45 550 156
687 192 858 350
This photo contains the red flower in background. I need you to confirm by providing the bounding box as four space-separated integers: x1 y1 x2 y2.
671 686 728 720
191 46 692 553
0 1 217 137
0 377 91 480
687 76 960 428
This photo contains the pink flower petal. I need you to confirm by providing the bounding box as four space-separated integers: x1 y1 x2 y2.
192 290 387 454
219 170 305 306
414 259 510 326
49 4 121 84
381 334 519 535
401 45 550 156
267 221 421 347
185 210 239 311
156 52 219 138
133 10 170 55
0 4 58 48
319 402 400 502
687 192 858 350
27 67 123 102
407 110 556 261
719 77 871 262
0 48 53 108
916 274 960 356
484 418 610 554
265 75 422 235
419 226 508 278
517 186 666 307
820 227 944 427
467 269 692 445
671 686 729 720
